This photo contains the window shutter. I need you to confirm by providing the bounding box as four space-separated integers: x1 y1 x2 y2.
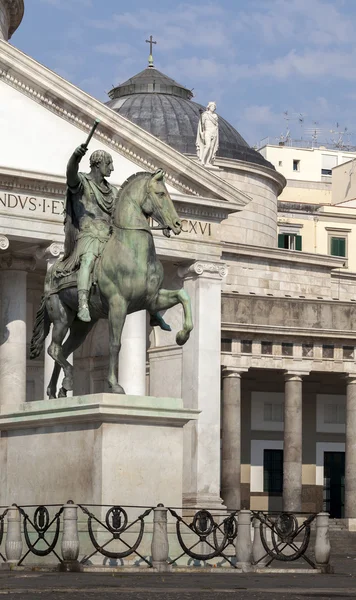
295 235 302 251
331 237 339 256
331 237 346 257
339 237 346 257
278 234 284 248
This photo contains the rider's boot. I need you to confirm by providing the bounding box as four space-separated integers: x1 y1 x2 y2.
150 312 171 331
77 290 91 322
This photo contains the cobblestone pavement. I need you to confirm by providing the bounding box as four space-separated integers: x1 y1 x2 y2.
1 571 356 600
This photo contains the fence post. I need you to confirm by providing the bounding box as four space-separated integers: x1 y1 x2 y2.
252 516 268 567
151 504 169 571
314 512 331 573
60 501 82 572
5 505 22 565
236 510 252 572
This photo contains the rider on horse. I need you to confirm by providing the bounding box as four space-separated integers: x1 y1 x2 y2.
54 144 170 330
54 143 117 322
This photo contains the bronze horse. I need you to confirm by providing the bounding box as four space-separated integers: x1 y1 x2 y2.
30 170 193 397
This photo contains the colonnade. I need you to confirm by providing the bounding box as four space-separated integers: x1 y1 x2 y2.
222 368 356 516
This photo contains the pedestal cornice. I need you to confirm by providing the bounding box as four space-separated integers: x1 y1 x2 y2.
0 394 200 429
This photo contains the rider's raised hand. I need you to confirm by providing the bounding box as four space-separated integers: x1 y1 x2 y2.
73 144 88 160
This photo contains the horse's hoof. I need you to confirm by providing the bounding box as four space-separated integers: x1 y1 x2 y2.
110 384 126 394
58 387 67 398
48 393 56 399
176 330 190 346
47 388 56 399
62 376 73 391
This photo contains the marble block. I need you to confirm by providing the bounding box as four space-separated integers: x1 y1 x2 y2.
0 394 199 507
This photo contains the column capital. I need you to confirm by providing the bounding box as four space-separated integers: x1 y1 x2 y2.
222 367 248 379
344 374 356 386
284 371 309 382
0 254 36 272
0 236 9 251
35 243 64 261
178 260 228 280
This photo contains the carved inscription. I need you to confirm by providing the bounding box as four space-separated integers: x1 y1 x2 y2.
0 192 64 217
181 219 212 236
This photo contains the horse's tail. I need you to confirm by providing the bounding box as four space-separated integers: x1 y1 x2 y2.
30 295 50 359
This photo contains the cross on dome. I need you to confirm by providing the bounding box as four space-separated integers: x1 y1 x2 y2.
145 35 157 68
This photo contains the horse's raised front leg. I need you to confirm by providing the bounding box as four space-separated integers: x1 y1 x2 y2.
149 288 193 346
108 294 127 394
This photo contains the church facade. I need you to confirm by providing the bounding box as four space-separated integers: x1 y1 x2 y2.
1 1 356 523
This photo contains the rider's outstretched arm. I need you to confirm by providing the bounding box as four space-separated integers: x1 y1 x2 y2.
67 143 87 189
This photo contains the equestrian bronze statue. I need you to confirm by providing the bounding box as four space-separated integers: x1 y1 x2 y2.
30 128 193 398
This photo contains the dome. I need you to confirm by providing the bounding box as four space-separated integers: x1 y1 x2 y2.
106 66 274 170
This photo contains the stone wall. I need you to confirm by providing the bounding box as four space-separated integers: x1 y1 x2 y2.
222 294 356 333
219 166 281 249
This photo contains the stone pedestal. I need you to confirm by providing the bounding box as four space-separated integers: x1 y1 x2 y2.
0 394 198 507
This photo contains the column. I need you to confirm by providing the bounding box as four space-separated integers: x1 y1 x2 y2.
0 254 35 407
179 260 227 509
118 311 147 395
283 372 305 512
36 244 65 399
221 368 247 510
345 375 356 518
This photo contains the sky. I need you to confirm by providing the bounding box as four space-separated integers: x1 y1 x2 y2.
11 0 356 148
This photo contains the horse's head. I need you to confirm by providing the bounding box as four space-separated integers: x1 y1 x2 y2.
143 170 182 237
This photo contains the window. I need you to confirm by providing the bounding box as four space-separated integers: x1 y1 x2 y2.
321 154 337 176
343 346 354 360
221 338 232 352
330 237 346 258
324 404 345 425
264 449 283 494
323 345 334 359
264 402 284 422
241 340 252 353
278 233 302 251
282 342 293 356
293 159 300 172
261 341 272 355
302 343 314 357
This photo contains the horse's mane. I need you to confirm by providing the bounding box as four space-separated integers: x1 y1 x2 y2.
116 171 150 205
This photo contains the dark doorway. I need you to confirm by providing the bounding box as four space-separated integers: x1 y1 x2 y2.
323 452 345 518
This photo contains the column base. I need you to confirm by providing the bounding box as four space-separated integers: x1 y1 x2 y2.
182 494 226 513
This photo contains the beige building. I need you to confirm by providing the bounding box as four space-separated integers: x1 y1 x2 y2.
2 1 356 523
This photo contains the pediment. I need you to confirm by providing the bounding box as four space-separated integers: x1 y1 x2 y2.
0 40 250 210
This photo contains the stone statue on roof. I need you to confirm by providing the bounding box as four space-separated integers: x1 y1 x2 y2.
196 101 219 166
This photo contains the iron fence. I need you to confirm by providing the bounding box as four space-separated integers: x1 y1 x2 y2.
0 502 330 572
